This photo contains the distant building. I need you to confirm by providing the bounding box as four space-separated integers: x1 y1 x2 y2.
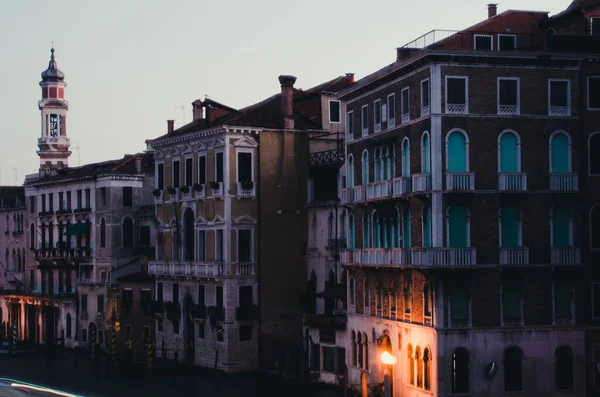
147 74 354 373
337 1 600 395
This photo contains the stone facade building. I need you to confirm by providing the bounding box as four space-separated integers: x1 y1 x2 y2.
337 1 600 396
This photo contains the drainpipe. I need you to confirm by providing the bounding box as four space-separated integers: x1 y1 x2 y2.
254 131 262 369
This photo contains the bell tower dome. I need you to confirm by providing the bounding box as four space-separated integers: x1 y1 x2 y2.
37 47 71 175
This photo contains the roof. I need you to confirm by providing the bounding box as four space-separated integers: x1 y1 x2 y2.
0 186 25 209
26 152 154 186
117 271 154 283
550 0 600 20
152 75 355 142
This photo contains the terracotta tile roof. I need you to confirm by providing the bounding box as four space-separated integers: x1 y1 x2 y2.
26 152 154 185
152 75 355 142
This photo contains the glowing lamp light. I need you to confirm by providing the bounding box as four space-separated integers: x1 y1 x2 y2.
381 351 397 365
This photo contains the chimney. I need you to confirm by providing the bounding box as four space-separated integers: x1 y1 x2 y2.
345 73 355 83
192 99 204 121
167 120 175 133
488 3 498 18
278 75 297 129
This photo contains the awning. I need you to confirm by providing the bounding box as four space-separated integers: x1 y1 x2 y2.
64 223 89 236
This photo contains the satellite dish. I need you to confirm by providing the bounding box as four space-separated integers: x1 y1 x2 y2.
485 361 497 379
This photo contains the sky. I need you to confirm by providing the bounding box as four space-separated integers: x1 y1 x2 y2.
0 0 570 185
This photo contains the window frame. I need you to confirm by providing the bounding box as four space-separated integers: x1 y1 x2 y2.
552 282 574 325
214 150 224 183
171 159 180 189
156 161 165 191
329 100 341 124
420 78 430 117
474 33 493 50
373 100 382 133
236 148 254 183
497 33 517 50
361 105 369 137
236 227 254 263
184 155 194 187
401 87 410 123
550 206 574 247
445 76 469 114
346 110 354 142
548 79 571 116
497 77 520 115
591 16 600 36
498 206 523 247
197 153 207 185
387 93 396 128
588 77 600 110
215 228 224 262
501 281 524 326
121 216 134 248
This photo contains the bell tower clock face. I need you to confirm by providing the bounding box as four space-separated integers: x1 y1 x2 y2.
49 114 58 137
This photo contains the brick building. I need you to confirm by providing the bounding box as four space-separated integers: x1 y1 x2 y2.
147 74 354 373
337 1 600 396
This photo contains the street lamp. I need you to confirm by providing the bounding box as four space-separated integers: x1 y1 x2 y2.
381 351 396 397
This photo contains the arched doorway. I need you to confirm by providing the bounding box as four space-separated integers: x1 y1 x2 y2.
184 209 195 261
183 295 195 363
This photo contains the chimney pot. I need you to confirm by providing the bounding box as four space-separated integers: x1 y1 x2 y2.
167 120 175 133
487 3 498 18
278 75 297 129
192 99 204 121
345 73 355 83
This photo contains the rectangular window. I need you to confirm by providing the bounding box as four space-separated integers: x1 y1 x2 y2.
157 282 163 302
29 196 35 213
346 111 354 141
172 160 180 188
329 100 341 123
239 325 252 341
401 87 410 123
81 294 88 312
237 152 252 182
361 105 369 136
374 100 382 132
450 286 468 326
446 77 468 113
216 152 224 183
216 285 224 307
387 94 396 127
498 34 516 50
589 77 600 109
97 295 104 314
82 329 87 343
76 190 82 209
157 163 164 190
122 289 133 310
48 193 53 212
198 285 205 307
66 191 71 209
122 187 132 206
85 189 91 208
173 283 179 303
100 271 106 283
198 230 206 261
99 188 106 207
549 79 571 116
474 34 492 50
58 192 64 210
498 78 520 115
139 225 150 246
322 346 336 372
140 289 151 313
185 158 193 187
592 17 600 36
216 229 224 262
30 270 34 290
238 230 252 262
198 155 206 184
239 286 253 307
41 194 46 212
421 79 430 116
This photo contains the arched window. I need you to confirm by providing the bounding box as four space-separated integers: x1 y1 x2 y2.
391 209 400 248
12 249 16 271
422 205 431 248
504 346 523 392
590 133 600 175
552 207 572 247
30 223 35 250
592 205 600 249
555 346 573 390
421 132 431 173
446 130 468 172
384 146 393 180
66 313 72 337
363 213 370 249
340 212 346 240
451 348 470 393
122 217 134 248
502 279 522 326
498 130 520 173
423 283 432 318
327 212 334 240
415 346 423 387
348 214 355 249
553 282 573 324
500 206 521 247
447 206 469 247
362 150 369 185
351 331 357 366
374 147 381 181
408 344 415 385
404 278 412 315
402 207 411 248
423 347 431 390
100 218 106 248
372 211 380 248
347 155 355 188
362 333 369 370
402 138 410 177
357 332 363 368
550 131 571 173
349 277 355 306
364 279 370 311
380 147 387 180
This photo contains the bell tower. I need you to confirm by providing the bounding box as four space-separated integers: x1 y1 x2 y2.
37 47 71 175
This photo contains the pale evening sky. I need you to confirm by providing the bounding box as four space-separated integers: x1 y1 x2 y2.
0 0 569 185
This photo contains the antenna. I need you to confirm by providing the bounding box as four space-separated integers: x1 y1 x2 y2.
174 105 186 125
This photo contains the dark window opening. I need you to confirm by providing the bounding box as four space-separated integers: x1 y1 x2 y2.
555 346 574 390
498 34 516 50
589 77 600 109
239 325 252 341
216 153 224 183
216 286 223 308
447 78 467 105
122 217 134 247
139 225 151 246
421 80 430 108
157 163 165 190
239 286 253 307
550 81 568 107
238 230 251 262
237 153 252 182
157 282 163 302
499 79 518 106
172 160 180 188
504 346 523 392
122 187 132 206
185 158 193 187
475 35 492 50
329 101 341 123
198 156 206 184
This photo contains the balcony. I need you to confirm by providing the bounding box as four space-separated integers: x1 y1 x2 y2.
76 277 110 286
550 173 578 191
551 246 580 266
446 104 467 114
165 189 179 202
549 105 570 117
392 176 411 196
153 190 164 204
446 172 475 191
179 186 193 201
235 262 255 276
73 207 92 214
499 247 529 266
38 211 55 216
207 306 225 322
236 305 258 321
193 184 206 200
210 182 224 198
236 182 256 198
353 186 364 202
340 248 412 266
148 261 256 277
498 173 527 191
55 209 73 215
412 173 431 193
340 188 355 205
498 104 519 115
35 247 91 260
365 180 393 201
411 247 477 267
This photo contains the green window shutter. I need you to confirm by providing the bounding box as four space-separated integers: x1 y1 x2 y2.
447 132 466 172
451 287 468 318
500 132 518 173
423 134 431 174
503 282 521 319
551 134 569 173
555 283 572 317
552 207 570 247
501 207 519 247
449 207 468 247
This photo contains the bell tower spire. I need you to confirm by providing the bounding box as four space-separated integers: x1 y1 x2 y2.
37 47 71 176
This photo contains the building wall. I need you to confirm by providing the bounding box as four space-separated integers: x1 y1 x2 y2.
0 206 27 290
